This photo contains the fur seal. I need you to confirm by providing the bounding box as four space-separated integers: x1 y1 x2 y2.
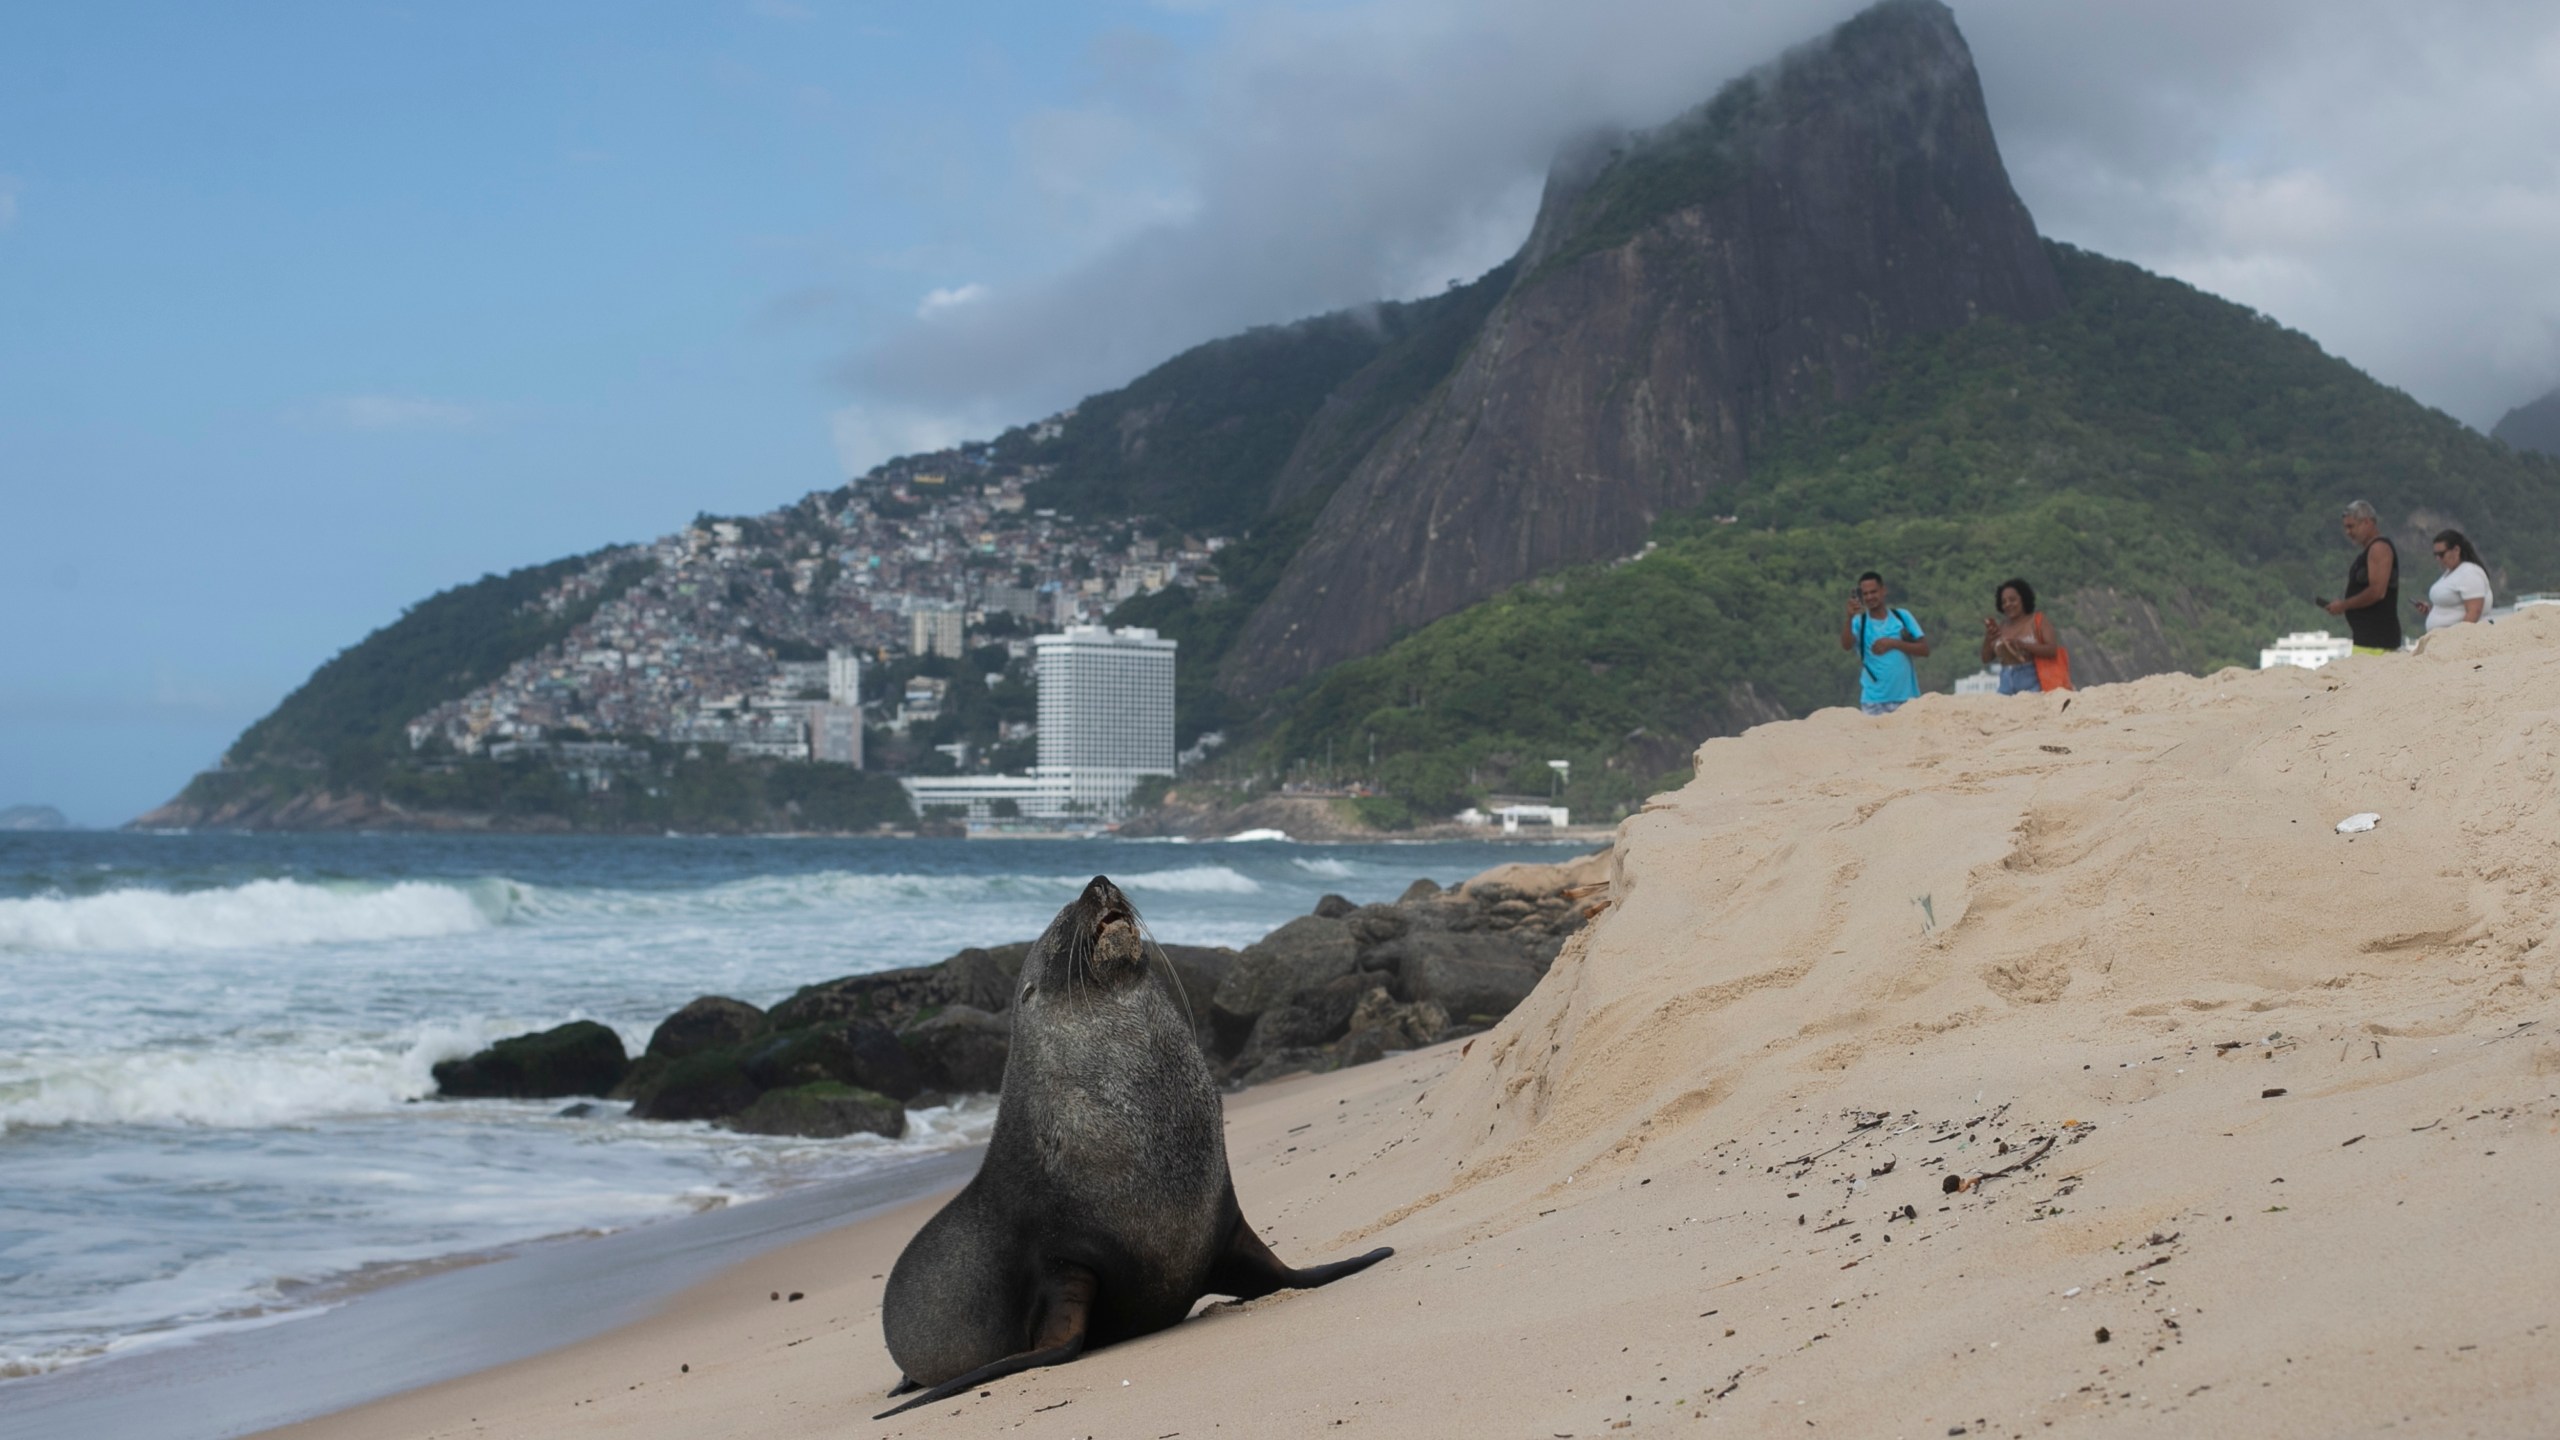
877 875 1390 1418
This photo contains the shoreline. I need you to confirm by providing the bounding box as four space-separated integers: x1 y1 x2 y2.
0 1149 981 1440
206 615 2560 1437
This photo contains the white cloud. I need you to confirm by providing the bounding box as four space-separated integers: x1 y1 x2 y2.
916 282 991 319
297 394 483 431
838 0 2560 435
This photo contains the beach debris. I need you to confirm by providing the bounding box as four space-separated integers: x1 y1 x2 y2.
2342 1134 2365 1146
2095 1327 2112 1344
2262 1088 2287 1098
1912 893 1937 935
2334 812 2381 834
2040 744 2071 754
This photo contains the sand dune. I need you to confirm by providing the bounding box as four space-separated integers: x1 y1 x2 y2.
273 608 2560 1439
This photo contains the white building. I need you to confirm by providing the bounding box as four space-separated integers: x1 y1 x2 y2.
811 702 862 766
1035 625 1176 819
909 606 966 660
2260 631 2354 671
826 648 862 704
1953 667 2001 696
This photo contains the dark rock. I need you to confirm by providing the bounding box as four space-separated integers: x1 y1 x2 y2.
1390 931 1545 1025
1210 914 1359 1050
628 1046 762 1121
899 1005 1012 1093
1230 974 1370 1077
1313 893 1358 919
1397 877 1444 904
938 944 1034 1012
554 1101 600 1118
1155 943 1241 1057
742 1019 923 1101
432 1021 629 1100
1224 0 2065 698
725 1082 906 1140
767 942 1032 1032
1349 904 1410 949
1342 986 1450 1052
646 996 767 1061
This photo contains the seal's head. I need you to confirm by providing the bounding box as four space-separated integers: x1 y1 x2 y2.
1025 875 1154 1001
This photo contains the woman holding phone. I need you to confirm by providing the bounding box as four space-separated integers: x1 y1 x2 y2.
1979 578 2070 693
2414 529 2492 632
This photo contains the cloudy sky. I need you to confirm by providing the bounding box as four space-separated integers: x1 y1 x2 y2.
5 0 2558 823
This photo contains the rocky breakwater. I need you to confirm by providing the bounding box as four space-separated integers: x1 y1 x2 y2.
428 851 1609 1135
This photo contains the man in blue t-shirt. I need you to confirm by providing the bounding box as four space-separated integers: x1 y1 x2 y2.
1838 570 1930 715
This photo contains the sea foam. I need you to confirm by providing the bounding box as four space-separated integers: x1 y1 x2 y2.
0 1018 532 1130
0 878 503 954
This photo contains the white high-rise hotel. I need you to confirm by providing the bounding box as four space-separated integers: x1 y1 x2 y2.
1035 625 1176 815
899 624 1176 823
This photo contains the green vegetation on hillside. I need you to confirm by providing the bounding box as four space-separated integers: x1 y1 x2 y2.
1021 315 1394 535
1106 263 1519 746
1240 243 2560 823
218 553 655 788
1537 84 1758 277
1026 267 1515 538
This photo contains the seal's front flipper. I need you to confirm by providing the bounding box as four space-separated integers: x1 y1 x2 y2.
1206 1218 1393 1301
884 1376 919 1399
872 1265 1096 1420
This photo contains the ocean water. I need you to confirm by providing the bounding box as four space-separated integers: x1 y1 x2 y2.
0 831 1576 1383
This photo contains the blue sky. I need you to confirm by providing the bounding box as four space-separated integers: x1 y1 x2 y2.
0 1 1209 823
6 0 2558 825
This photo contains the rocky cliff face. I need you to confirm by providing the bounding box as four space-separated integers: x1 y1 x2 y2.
1224 0 2062 699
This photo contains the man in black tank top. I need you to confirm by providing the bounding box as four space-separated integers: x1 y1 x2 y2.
2324 499 2401 652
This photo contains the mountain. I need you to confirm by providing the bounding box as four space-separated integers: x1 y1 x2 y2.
2494 386 2560 457
1258 242 2560 822
1222 0 2064 698
143 0 2560 832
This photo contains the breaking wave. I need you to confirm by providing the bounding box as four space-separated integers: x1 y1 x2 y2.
0 1019 527 1130
502 864 1261 921
0 878 506 955
0 864 1268 957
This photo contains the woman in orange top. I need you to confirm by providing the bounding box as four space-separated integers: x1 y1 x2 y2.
1978 578 2071 693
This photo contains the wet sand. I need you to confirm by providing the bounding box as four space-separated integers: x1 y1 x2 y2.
0 1150 978 1440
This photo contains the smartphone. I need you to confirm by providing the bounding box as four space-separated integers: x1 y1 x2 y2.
2313 596 2331 608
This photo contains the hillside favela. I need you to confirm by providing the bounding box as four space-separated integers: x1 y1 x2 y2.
8 3 2560 1439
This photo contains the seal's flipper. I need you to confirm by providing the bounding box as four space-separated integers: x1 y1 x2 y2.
872 1265 1096 1419
884 1376 919 1399
1205 1218 1393 1301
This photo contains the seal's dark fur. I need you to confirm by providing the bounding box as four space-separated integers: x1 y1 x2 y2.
878 876 1390 1417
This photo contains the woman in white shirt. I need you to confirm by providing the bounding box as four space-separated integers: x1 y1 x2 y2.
2416 529 2492 632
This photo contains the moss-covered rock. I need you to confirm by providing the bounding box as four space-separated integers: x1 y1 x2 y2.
898 1005 1012 1093
725 1082 906 1139
431 1021 629 1099
740 1019 922 1100
626 1045 762 1121
645 995 767 1060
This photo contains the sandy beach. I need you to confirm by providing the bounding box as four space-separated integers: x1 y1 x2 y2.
264 608 2560 1439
